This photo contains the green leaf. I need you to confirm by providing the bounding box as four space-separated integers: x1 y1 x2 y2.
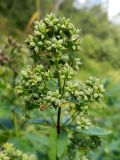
46 80 57 91
25 133 49 146
8 137 33 153
48 128 57 160
79 127 111 136
0 130 9 144
67 126 111 136
57 130 68 159
28 118 52 126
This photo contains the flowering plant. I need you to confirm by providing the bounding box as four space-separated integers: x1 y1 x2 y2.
17 14 111 160
0 143 36 160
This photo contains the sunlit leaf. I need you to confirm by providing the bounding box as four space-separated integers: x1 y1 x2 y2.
57 129 68 158
79 127 111 136
67 125 111 136
48 128 57 160
8 137 33 152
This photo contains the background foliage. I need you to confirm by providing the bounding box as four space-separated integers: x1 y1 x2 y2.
0 0 120 159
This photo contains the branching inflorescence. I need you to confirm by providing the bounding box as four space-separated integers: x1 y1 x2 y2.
16 14 109 159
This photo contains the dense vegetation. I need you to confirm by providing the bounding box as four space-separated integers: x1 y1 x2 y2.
0 0 120 160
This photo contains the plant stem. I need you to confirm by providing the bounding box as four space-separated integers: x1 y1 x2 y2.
57 107 61 135
63 110 80 126
55 60 62 133
36 0 40 19
71 111 80 123
56 61 63 160
56 107 61 160
56 60 62 160
63 110 77 126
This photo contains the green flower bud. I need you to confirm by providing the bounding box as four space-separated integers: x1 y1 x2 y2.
84 96 88 101
37 41 43 46
77 117 91 130
94 93 98 98
22 71 29 78
30 42 36 47
51 97 56 102
34 46 39 53
34 31 41 36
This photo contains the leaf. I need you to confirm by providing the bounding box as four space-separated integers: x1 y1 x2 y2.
67 126 111 136
0 130 9 144
8 137 33 152
26 133 49 146
79 127 111 136
48 128 57 160
25 133 49 156
0 118 13 129
28 118 52 126
46 80 57 91
57 129 68 159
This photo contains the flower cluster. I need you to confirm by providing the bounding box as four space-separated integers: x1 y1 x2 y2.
85 76 105 101
73 57 82 70
69 135 101 151
17 63 104 111
58 63 76 79
76 117 91 130
18 14 105 112
89 136 101 150
65 77 105 109
44 90 61 108
0 36 24 70
25 13 80 61
0 143 37 160
16 64 53 110
68 133 102 160
59 55 82 70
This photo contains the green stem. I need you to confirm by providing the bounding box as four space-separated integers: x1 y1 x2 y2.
55 60 62 160
63 110 80 126
56 107 61 160
71 111 80 123
36 0 40 19
56 69 61 134
63 110 77 126
58 73 62 94
61 73 68 97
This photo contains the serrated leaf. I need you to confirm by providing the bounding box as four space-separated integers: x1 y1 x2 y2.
57 129 68 158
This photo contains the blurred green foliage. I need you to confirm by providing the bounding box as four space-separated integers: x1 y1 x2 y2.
0 0 120 160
